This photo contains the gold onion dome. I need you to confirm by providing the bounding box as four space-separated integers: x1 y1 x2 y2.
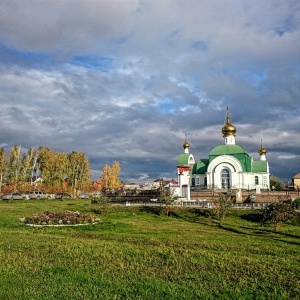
259 142 267 155
222 107 236 137
183 138 190 149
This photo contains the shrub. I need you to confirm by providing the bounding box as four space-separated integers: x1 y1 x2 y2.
213 193 233 225
292 198 300 209
261 202 295 231
160 189 175 216
91 195 111 215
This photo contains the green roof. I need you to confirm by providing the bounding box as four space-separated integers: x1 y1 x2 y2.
209 144 252 172
252 161 268 172
193 159 209 174
209 144 247 156
177 153 190 166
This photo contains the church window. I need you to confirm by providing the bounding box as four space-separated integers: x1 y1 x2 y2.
221 169 230 189
192 178 195 186
255 176 259 185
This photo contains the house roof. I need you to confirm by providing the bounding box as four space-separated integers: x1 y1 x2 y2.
293 173 300 179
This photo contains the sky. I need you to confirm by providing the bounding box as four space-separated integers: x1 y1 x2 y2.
0 0 299 184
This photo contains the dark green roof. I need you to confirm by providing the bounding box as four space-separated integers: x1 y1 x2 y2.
252 161 268 173
193 159 209 174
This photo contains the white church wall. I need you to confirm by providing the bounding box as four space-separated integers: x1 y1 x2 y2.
241 173 270 190
191 175 205 187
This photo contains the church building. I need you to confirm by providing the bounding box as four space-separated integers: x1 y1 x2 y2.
177 108 270 198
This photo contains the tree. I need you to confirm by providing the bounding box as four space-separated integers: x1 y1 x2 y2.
19 147 36 188
36 146 53 186
261 202 295 231
270 176 284 191
0 147 7 193
48 152 68 188
212 193 233 225
160 188 175 216
100 161 121 191
67 151 91 195
6 145 22 189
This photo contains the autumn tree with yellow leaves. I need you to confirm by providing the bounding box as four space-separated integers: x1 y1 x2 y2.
100 161 121 191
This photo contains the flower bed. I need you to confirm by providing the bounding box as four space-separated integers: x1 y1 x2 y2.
20 210 101 226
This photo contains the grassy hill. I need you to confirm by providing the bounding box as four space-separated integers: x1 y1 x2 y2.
0 199 299 299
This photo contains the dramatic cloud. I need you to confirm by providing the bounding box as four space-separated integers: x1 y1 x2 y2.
0 0 299 182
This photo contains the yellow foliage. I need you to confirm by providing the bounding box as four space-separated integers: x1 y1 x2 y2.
100 161 121 190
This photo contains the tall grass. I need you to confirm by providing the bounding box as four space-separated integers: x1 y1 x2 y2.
0 200 299 299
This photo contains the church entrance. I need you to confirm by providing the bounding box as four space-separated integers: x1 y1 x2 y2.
221 168 230 189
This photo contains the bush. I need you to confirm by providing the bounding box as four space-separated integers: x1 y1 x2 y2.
213 193 233 225
261 202 295 231
91 195 111 215
292 198 300 209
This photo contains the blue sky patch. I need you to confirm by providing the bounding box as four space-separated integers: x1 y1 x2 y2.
0 44 54 67
70 55 114 72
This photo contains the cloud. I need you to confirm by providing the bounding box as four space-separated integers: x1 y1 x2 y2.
0 0 299 182
0 0 139 55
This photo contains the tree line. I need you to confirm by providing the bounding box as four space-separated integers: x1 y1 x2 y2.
0 145 121 196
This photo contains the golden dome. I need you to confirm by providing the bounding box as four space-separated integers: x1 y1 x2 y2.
183 137 190 149
258 141 267 155
222 107 236 137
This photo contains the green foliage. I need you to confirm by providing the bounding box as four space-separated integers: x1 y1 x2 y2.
213 193 233 225
160 188 175 216
0 200 299 299
270 176 285 191
91 195 111 215
261 202 295 231
292 198 300 209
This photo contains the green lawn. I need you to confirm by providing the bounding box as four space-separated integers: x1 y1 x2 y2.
0 199 299 300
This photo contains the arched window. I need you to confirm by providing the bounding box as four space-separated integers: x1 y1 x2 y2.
255 176 259 185
191 178 195 186
221 169 230 189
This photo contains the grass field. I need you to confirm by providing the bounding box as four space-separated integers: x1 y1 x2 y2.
0 199 299 300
